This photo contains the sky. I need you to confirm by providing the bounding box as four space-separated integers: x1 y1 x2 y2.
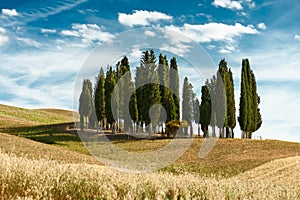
0 0 300 142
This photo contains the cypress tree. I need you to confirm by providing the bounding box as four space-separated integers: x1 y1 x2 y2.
200 85 211 138
226 69 236 138
158 53 168 132
215 70 227 138
94 68 106 130
79 80 92 130
136 50 161 134
182 77 193 136
193 97 200 136
170 57 180 120
207 76 217 137
239 59 262 139
105 66 117 134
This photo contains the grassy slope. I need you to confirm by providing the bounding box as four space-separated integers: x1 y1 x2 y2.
0 104 300 178
0 132 99 165
1 152 299 199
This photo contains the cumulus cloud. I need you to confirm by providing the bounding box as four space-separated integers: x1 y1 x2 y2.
257 22 266 30
144 30 156 37
295 34 300 41
0 27 9 46
212 0 256 10
118 10 172 27
164 22 259 44
212 0 243 10
41 28 57 34
2 9 19 16
61 24 115 47
16 37 41 48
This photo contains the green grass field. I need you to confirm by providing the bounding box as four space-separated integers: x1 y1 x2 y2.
1 104 300 199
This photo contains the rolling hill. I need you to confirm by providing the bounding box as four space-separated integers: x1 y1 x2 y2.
0 103 300 199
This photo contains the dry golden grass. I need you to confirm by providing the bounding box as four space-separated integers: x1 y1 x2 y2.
0 104 75 129
0 152 299 199
115 138 300 177
0 132 99 165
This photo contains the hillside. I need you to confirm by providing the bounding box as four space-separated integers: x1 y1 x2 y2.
0 132 99 165
1 152 299 199
0 103 300 178
0 104 76 129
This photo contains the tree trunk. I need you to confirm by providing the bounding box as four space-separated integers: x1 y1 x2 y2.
226 127 230 138
231 128 234 138
198 124 200 137
112 122 115 135
190 125 193 137
212 126 216 138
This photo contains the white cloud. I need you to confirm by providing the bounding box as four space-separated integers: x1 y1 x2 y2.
61 30 80 37
118 10 172 27
2 9 19 16
164 23 259 44
219 45 236 54
0 0 87 27
0 48 87 109
61 24 115 47
0 27 9 46
245 0 256 9
295 34 300 41
16 37 41 48
212 0 243 10
212 0 256 10
129 48 143 59
144 30 156 37
257 22 266 30
41 28 57 34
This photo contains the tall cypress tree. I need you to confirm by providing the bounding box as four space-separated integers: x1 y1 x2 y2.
94 68 106 130
158 53 168 132
79 80 92 130
200 84 211 138
207 76 217 137
170 57 180 120
239 59 262 139
182 77 193 136
226 69 236 138
105 66 117 134
119 56 135 132
251 71 262 133
136 50 161 134
215 69 227 138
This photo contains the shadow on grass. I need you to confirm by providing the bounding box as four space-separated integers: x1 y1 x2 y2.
0 122 80 144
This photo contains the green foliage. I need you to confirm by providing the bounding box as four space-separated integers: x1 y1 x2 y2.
105 66 117 124
95 68 106 125
226 69 236 137
79 80 92 129
238 59 262 139
169 57 180 120
200 85 211 138
165 120 188 137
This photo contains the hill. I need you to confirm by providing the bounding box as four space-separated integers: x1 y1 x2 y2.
0 132 99 165
0 104 76 129
0 103 300 178
1 151 299 199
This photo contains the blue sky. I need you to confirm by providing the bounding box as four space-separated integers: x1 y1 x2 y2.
0 0 300 142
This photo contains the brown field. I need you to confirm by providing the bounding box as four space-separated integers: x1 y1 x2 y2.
0 104 300 199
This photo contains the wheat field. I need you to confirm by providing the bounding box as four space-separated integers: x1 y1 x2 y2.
1 151 299 200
